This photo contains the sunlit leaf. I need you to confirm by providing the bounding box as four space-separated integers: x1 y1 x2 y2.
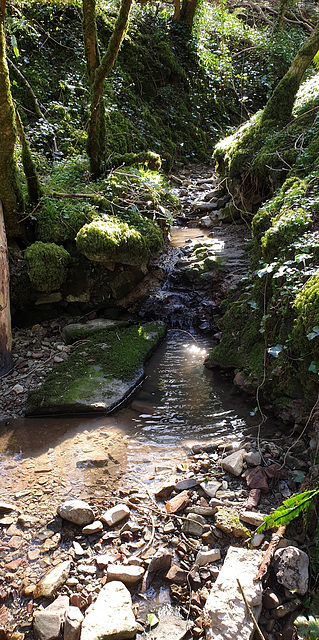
148 613 159 629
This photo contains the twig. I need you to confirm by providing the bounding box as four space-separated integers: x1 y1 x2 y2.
237 579 266 640
254 525 286 582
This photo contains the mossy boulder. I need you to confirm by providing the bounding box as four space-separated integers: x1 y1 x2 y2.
26 321 166 415
62 318 129 344
76 216 160 266
214 507 250 539
24 241 70 292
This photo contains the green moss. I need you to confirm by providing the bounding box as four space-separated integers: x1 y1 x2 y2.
261 208 312 262
27 321 166 410
36 198 99 243
76 217 149 265
293 274 319 356
24 241 70 292
107 151 161 171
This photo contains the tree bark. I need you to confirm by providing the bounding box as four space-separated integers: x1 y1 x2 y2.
0 201 12 377
83 0 133 177
0 10 24 236
260 22 319 126
276 0 289 30
177 0 198 28
15 106 42 204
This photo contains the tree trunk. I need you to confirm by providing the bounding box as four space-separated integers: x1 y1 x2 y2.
260 22 319 126
83 0 133 178
276 0 289 30
173 0 181 21
0 12 24 237
177 0 198 28
0 201 12 377
15 106 42 204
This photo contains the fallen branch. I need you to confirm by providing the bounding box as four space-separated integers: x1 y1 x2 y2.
254 525 286 582
237 579 266 640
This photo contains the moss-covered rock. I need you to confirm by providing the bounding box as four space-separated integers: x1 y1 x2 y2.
214 507 250 539
24 241 70 292
75 217 149 266
27 321 166 415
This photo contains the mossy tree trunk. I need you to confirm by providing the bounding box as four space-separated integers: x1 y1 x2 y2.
174 0 198 28
260 22 319 127
0 4 24 237
15 106 42 204
83 0 133 178
276 0 290 30
0 202 12 377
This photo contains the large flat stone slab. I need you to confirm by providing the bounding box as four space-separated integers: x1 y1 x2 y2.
80 581 137 640
27 322 165 416
204 546 264 640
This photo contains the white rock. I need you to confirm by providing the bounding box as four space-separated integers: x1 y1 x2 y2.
107 563 145 585
80 581 137 640
251 534 265 548
273 546 309 595
239 511 266 527
64 606 84 640
82 521 103 535
100 504 130 527
73 541 85 556
57 500 94 526
204 547 264 640
199 215 213 228
149 614 189 639
34 561 72 599
221 449 246 476
12 384 24 394
200 480 222 498
195 549 221 566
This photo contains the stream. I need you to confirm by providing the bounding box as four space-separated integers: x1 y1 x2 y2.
0 167 290 637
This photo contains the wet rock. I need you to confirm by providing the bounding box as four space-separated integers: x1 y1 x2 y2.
200 480 222 498
244 451 262 467
195 549 221 566
82 521 103 535
107 564 145 585
148 614 189 640
182 513 206 537
165 491 190 514
64 606 84 640
214 507 250 539
33 595 69 640
80 581 137 640
142 547 172 590
239 511 266 528
221 449 246 476
192 439 229 454
164 564 188 585
246 467 269 493
100 504 130 527
34 560 72 599
204 547 264 640
246 489 261 509
273 547 309 595
57 500 94 526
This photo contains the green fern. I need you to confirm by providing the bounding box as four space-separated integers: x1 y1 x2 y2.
255 489 319 534
313 52 319 69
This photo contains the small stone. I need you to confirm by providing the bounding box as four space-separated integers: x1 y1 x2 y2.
73 542 85 556
175 478 198 491
64 606 84 640
95 553 121 570
165 491 190 515
251 534 265 548
182 513 206 537
154 483 175 500
221 449 246 476
34 560 71 599
107 564 144 585
263 588 281 610
200 480 222 498
33 595 69 640
202 531 217 546
0 502 16 513
82 521 103 535
214 507 250 539
12 384 24 394
57 500 94 526
100 504 130 527
246 467 269 493
80 582 137 640
239 511 267 528
273 547 309 595
246 489 261 509
244 451 262 467
164 564 188 585
195 549 221 566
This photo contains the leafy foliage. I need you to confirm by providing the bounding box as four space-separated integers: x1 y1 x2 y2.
255 489 319 534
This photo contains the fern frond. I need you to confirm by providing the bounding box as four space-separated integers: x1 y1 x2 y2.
256 488 319 534
313 52 319 69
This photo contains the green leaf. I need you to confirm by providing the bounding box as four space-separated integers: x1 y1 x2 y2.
255 489 319 534
11 34 19 58
267 344 282 358
308 361 319 374
148 613 159 629
307 326 319 341
314 51 319 69
295 615 319 639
